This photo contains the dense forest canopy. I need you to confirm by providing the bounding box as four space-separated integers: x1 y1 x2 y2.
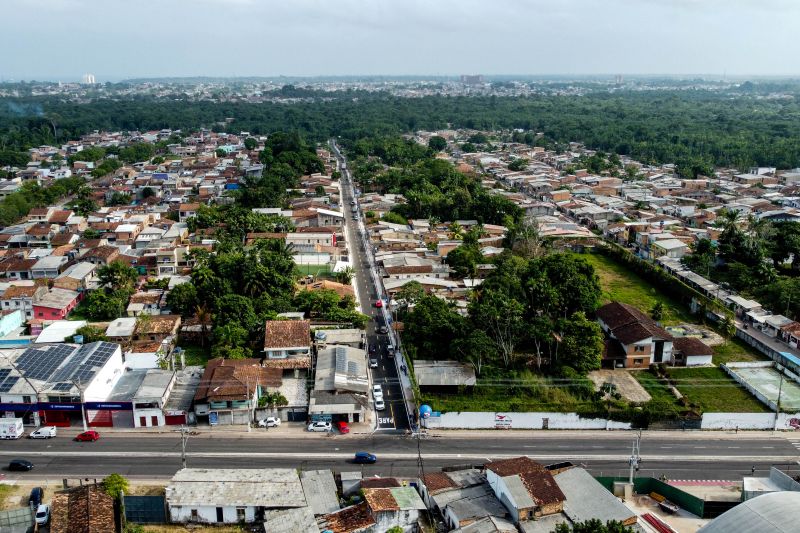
3 89 800 169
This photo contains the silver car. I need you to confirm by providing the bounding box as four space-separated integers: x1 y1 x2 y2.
307 421 332 432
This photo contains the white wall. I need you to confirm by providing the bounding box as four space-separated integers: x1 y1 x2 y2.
700 412 800 430
170 504 255 524
133 408 165 427
424 412 632 430
124 352 161 369
84 347 124 401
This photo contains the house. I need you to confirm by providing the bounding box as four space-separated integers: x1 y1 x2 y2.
133 314 181 343
53 262 96 292
672 337 713 367
596 301 674 368
105 316 137 343
82 245 120 265
361 487 427 532
0 257 37 280
179 203 200 222
30 255 70 280
193 358 282 425
50 485 116 533
0 284 47 319
166 468 307 524
553 467 637 528
484 457 566 523
414 360 476 393
127 291 164 316
300 469 340 516
263 319 311 361
651 238 689 259
32 288 80 320
420 469 510 530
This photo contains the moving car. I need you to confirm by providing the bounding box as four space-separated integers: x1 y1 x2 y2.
377 325 389 334
369 358 378 368
372 384 383 400
307 421 332 432
258 417 281 428
35 504 50 525
29 487 43 506
353 451 377 464
374 300 383 308
336 421 350 434
75 430 100 442
8 459 33 471
374 399 385 411
29 426 57 439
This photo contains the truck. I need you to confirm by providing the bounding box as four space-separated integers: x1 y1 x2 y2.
0 418 24 440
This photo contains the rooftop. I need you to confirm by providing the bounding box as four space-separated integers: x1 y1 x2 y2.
264 319 311 349
166 468 306 508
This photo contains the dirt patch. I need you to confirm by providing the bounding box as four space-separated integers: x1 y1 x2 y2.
665 324 724 346
588 369 652 403
128 484 165 496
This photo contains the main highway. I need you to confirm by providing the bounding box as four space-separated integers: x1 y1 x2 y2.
1 431 798 482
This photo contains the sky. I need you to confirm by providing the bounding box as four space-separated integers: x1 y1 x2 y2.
2 0 799 81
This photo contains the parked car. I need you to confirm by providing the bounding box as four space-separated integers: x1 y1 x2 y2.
372 384 383 400
374 399 385 411
377 326 389 334
29 426 57 439
336 421 350 434
8 459 33 471
258 417 281 428
307 421 332 432
353 452 377 464
29 487 43 506
374 300 383 308
369 358 378 368
75 430 100 442
35 504 50 525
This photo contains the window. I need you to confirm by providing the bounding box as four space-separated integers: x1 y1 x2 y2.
634 345 646 352
236 507 246 521
190 509 198 521
22 396 31 404
634 358 644 366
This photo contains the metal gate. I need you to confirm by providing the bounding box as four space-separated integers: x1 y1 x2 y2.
124 495 167 524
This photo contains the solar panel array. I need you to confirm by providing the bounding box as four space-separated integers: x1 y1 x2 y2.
15 345 73 381
0 376 19 393
334 347 347 373
51 382 72 392
0 369 10 382
347 361 358 376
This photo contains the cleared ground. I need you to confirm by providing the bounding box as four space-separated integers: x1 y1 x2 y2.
588 370 652 403
727 366 800 411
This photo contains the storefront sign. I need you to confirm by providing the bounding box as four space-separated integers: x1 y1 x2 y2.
84 402 132 411
494 413 512 429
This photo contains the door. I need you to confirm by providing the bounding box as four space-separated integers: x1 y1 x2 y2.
216 507 224 522
654 341 664 363
151 416 158 427
139 416 146 427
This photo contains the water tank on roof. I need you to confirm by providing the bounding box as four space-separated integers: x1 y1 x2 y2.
419 405 432 419
314 330 327 342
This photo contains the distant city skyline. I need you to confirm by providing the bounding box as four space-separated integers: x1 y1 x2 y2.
2 0 800 81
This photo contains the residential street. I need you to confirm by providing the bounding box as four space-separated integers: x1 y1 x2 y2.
333 140 411 432
0 431 797 481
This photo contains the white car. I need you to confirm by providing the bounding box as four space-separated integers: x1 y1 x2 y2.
29 426 57 439
369 358 378 369
35 504 50 525
375 399 385 411
372 384 383 400
258 417 281 428
307 421 332 432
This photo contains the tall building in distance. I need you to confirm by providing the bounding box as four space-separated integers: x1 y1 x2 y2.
81 73 96 84
460 74 484 85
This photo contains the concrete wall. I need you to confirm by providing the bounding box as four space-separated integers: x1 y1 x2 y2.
169 504 256 524
133 408 165 428
700 412 800 430
424 412 632 430
84 348 124 401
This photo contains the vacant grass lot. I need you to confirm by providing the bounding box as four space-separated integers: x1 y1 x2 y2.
581 252 693 326
669 367 770 412
712 338 766 365
177 341 212 367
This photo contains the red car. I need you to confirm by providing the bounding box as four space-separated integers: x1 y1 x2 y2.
374 300 383 308
336 421 350 434
74 430 100 442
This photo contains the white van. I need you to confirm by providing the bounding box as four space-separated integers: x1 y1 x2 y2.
29 426 57 439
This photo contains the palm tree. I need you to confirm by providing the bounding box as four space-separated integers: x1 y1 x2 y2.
194 304 212 348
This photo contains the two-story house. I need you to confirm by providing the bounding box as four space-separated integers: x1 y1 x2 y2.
596 301 674 368
30 255 69 279
0 284 47 319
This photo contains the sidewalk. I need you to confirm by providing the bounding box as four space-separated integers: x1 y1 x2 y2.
425 428 798 440
45 422 378 439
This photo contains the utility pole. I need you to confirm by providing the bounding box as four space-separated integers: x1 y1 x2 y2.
628 430 642 485
246 378 252 433
72 378 88 433
174 427 190 469
775 371 785 430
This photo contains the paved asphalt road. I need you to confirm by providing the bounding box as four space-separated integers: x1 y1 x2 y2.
0 433 797 481
333 141 410 432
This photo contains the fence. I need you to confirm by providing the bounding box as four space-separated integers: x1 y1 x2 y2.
594 477 707 517
423 411 632 430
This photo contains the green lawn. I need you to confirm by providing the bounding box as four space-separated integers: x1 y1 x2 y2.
0 484 16 509
581 252 692 325
713 338 767 365
177 341 212 367
633 370 680 406
668 367 770 413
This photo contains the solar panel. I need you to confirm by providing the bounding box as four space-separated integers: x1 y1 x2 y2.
0 376 19 393
0 369 10 382
51 382 72 391
334 347 347 373
15 345 73 381
347 361 358 376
